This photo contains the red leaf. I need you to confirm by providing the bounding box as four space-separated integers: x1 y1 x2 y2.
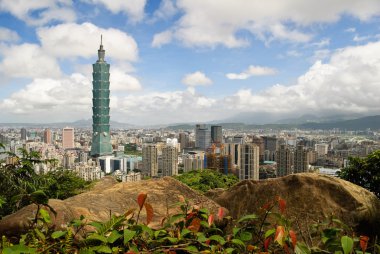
205 239 211 245
274 226 285 246
289 230 297 249
262 201 272 211
144 202 154 225
264 237 271 251
360 235 369 253
137 193 147 210
188 218 201 232
208 214 214 226
278 197 286 214
217 207 225 220
283 243 290 254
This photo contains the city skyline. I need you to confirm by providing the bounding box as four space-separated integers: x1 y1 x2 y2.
0 1 380 125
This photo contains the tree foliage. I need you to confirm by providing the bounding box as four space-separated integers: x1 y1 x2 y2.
0 144 91 218
174 169 239 193
338 150 380 198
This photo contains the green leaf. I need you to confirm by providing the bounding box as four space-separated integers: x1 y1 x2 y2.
232 227 241 237
94 245 112 253
197 232 207 242
209 235 226 245
123 229 136 244
90 222 103 231
265 228 276 238
341 236 353 254
51 231 67 239
87 233 108 243
237 214 258 223
295 242 311 254
140 224 153 238
239 231 252 242
34 228 46 241
225 248 235 254
30 190 49 205
2 245 36 254
107 230 122 244
230 239 245 249
39 209 51 223
185 246 199 252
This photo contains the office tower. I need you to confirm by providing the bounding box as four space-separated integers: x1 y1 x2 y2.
182 152 205 172
162 146 178 176
211 125 223 143
263 136 278 161
294 145 308 173
91 37 113 157
252 136 265 163
62 127 75 149
224 143 241 169
276 144 292 177
44 128 52 144
315 143 329 156
195 124 211 151
20 128 27 141
142 144 158 177
239 144 259 180
178 132 189 151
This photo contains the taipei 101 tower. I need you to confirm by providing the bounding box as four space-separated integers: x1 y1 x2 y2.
90 36 113 157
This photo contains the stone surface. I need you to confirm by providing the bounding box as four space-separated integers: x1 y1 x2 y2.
0 176 223 236
206 173 380 236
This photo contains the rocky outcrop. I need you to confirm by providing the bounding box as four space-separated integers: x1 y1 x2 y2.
0 176 224 236
206 173 380 236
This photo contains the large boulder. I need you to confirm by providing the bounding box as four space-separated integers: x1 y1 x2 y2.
206 173 380 237
0 176 224 236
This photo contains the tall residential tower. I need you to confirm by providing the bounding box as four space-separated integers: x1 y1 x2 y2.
91 37 113 157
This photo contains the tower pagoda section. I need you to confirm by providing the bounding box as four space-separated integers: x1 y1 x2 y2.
90 38 113 157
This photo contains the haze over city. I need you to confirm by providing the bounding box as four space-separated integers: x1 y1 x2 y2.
0 0 380 125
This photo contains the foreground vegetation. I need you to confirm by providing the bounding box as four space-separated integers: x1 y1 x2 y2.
0 144 91 218
1 193 378 253
174 169 239 193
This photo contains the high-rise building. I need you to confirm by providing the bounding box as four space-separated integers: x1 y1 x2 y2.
294 145 308 173
178 132 189 151
263 136 278 161
276 144 292 177
224 143 241 169
20 128 27 141
162 146 178 176
91 37 113 157
252 136 264 163
62 127 74 149
315 143 329 156
44 128 52 144
211 125 223 143
239 144 259 180
142 144 158 177
195 124 211 151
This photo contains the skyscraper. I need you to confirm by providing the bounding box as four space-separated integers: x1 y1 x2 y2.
44 128 52 144
276 144 292 177
294 145 308 173
20 128 27 141
142 144 158 177
240 144 259 180
91 37 113 157
62 127 74 149
195 124 211 151
211 125 223 143
162 146 178 176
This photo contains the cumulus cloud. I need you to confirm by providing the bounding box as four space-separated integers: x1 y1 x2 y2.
110 67 142 91
224 40 380 117
152 30 173 48
181 71 212 86
153 0 380 48
226 65 277 80
152 0 177 21
37 22 138 61
0 27 20 42
0 0 76 26
83 0 146 23
0 43 61 79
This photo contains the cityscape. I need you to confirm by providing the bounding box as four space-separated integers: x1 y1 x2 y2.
0 1 380 252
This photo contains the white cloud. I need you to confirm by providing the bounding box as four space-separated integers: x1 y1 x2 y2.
226 65 277 80
152 30 173 48
286 50 302 57
311 38 330 48
110 68 142 91
311 49 331 61
224 40 380 117
181 71 212 86
0 0 76 26
152 0 177 21
353 34 372 42
345 27 356 33
37 22 138 61
0 43 61 79
153 0 380 48
0 27 20 42
83 0 146 23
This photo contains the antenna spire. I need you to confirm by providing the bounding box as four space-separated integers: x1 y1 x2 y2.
101 34 103 46
98 35 105 62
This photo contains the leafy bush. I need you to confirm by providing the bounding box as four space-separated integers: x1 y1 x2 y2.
1 193 378 253
174 169 239 193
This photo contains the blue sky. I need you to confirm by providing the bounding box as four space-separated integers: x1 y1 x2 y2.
0 0 380 125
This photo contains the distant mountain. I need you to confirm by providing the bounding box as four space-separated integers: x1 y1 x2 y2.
0 119 134 129
275 113 365 124
299 115 380 130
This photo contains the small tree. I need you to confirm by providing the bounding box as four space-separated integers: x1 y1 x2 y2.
338 150 380 198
